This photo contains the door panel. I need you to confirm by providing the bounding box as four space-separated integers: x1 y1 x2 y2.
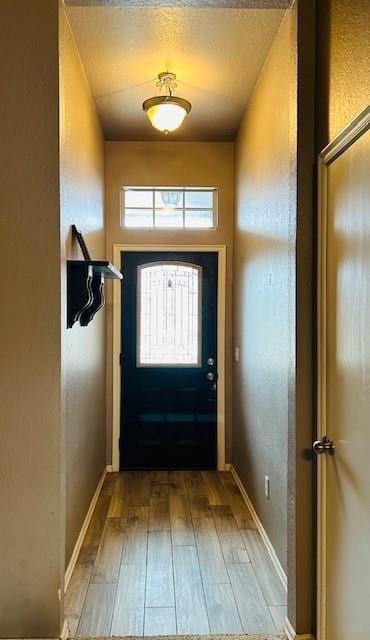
120 251 218 470
320 123 370 640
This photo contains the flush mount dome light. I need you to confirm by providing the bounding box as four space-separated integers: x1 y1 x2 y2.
143 72 191 134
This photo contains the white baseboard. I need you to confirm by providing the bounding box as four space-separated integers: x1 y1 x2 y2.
230 464 287 592
64 466 107 592
106 464 114 472
60 618 70 640
219 462 232 471
285 616 315 640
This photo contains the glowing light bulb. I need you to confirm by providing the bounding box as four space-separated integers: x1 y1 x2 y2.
146 103 188 133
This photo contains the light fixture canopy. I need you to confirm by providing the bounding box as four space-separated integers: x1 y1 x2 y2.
143 72 191 134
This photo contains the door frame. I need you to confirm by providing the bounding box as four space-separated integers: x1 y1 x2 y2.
112 243 227 472
316 106 370 640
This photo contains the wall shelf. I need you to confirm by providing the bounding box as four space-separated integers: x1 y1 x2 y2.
67 227 123 329
68 260 122 279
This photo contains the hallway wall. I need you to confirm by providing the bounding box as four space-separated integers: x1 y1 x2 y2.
0 1 63 636
59 5 107 566
105 141 233 464
316 0 370 152
232 8 297 573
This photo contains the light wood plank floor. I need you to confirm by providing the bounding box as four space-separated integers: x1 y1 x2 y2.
65 470 287 637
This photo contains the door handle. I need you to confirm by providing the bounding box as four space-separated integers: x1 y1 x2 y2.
312 435 335 456
206 372 215 381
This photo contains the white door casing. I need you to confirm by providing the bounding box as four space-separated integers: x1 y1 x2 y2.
112 244 227 472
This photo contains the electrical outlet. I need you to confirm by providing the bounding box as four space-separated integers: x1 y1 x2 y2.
264 475 270 499
235 347 240 363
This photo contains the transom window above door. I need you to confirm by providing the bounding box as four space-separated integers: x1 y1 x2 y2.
121 187 217 229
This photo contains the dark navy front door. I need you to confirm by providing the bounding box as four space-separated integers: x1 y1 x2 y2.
120 251 218 469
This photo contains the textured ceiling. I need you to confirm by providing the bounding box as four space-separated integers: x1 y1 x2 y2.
66 6 285 140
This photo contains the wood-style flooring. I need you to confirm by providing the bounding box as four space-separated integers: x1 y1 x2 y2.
65 470 287 637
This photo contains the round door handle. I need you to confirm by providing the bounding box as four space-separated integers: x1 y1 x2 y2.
206 372 215 381
312 435 335 456
207 357 215 366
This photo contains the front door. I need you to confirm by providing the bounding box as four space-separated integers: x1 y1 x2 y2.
120 251 218 470
317 108 370 640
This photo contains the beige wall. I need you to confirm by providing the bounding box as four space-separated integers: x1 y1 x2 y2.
316 0 370 151
59 5 106 565
0 1 63 636
105 141 233 463
0 3 106 635
232 4 316 634
233 8 297 574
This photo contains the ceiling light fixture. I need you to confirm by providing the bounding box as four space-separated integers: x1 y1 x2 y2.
143 72 191 134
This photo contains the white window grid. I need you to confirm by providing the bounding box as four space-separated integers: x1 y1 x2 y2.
121 186 218 229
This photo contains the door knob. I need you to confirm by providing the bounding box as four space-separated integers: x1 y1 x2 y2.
207 357 215 366
312 435 335 456
206 372 215 381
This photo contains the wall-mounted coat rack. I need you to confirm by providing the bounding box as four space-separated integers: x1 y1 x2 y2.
67 225 122 329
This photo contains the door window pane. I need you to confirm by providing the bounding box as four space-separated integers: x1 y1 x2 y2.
138 262 202 366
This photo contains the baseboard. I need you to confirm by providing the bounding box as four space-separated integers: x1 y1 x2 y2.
219 462 232 471
64 466 107 592
106 464 114 472
230 464 288 592
60 618 70 640
285 616 315 640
